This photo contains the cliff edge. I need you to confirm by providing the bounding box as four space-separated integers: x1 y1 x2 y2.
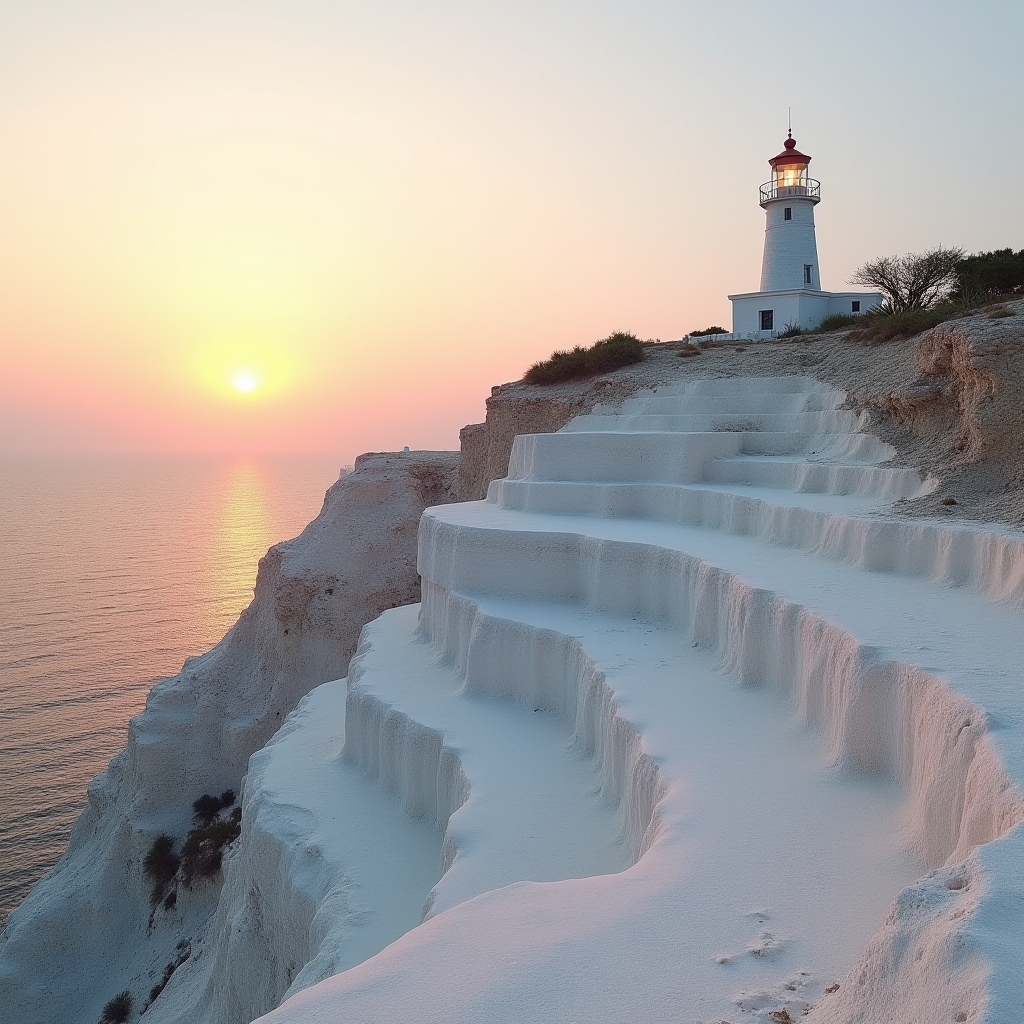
0 451 458 1024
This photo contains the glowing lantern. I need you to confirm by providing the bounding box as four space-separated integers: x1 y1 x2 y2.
760 133 820 205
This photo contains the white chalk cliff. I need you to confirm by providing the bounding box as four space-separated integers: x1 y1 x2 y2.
7 375 1024 1024
0 451 458 1024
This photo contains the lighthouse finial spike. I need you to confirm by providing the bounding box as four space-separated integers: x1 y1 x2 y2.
788 107 792 139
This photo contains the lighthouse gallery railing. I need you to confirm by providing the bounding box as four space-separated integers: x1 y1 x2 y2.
759 179 821 204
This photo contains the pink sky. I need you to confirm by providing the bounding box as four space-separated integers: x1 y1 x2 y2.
2 1 1021 465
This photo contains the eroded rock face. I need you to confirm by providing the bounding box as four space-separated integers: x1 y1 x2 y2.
0 451 459 1024
854 303 1024 525
458 378 654 501
917 317 1024 459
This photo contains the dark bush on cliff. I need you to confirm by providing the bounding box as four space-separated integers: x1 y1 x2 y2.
180 807 242 886
143 834 180 906
192 790 235 825
192 794 224 825
100 990 132 1023
524 332 644 385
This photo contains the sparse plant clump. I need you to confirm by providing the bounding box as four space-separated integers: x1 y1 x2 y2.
687 325 728 338
813 312 861 333
100 990 132 1023
192 794 222 825
145 796 242 904
524 332 644 385
850 305 954 345
143 834 180 907
180 807 242 886
192 790 238 825
676 342 702 358
778 322 805 337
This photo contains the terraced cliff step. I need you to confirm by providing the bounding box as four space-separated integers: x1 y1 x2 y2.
259 375 1024 1024
561 410 867 434
419 502 1024 812
506 430 890 482
341 594 919 1019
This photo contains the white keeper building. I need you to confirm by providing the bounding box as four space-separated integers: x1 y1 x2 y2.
727 133 881 337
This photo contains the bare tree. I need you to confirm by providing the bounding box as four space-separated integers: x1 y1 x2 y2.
850 246 964 313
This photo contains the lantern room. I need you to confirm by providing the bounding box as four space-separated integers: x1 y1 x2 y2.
759 134 820 206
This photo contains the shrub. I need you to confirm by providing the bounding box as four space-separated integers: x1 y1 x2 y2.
143 835 180 906
676 343 702 358
180 814 242 886
850 305 953 345
952 248 1024 303
100 990 132 1024
192 794 224 826
778 322 805 337
813 312 861 333
850 246 964 312
220 789 236 808
524 332 644 385
688 326 728 338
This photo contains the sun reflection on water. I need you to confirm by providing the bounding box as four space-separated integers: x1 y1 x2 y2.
210 460 274 625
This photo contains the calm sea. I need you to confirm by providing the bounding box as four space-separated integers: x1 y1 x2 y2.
0 455 342 923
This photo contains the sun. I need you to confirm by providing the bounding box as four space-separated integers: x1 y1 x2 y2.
230 369 260 394
193 343 293 400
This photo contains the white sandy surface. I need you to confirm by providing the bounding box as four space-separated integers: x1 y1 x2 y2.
254 378 1024 1024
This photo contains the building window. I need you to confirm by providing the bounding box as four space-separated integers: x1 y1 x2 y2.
784 207 792 221
804 264 813 284
852 300 861 313
759 309 774 331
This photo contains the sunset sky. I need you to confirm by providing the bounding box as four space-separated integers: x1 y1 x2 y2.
2 0 1022 462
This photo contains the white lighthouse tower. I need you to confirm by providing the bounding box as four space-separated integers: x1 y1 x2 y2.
728 131 881 337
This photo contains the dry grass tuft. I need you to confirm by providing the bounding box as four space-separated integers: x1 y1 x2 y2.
525 332 645 385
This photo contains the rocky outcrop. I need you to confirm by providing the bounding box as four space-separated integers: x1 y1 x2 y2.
0 451 458 1024
457 371 668 501
459 391 591 501
848 301 1024 525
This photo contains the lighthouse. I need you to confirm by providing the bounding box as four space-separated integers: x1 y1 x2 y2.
728 132 881 337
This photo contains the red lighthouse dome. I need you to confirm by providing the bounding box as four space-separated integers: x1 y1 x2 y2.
760 134 820 207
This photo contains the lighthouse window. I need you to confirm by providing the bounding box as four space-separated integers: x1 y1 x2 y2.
759 310 774 331
784 207 792 221
804 265 813 284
